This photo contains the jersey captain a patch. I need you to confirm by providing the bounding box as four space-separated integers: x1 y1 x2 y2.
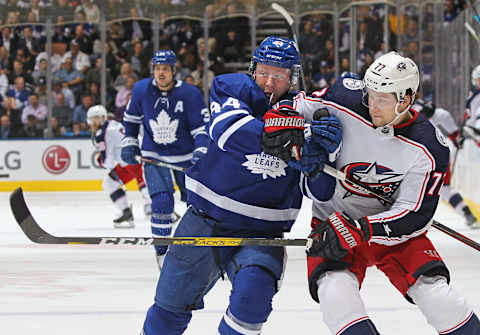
340 162 403 206
149 110 179 145
242 153 288 179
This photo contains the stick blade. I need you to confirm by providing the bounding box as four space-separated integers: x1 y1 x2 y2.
271 3 294 26
9 187 60 244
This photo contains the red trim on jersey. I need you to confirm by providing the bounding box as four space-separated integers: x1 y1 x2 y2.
336 316 370 335
439 311 473 334
393 109 418 129
311 88 328 98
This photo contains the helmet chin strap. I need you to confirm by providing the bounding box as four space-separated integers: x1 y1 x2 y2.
376 100 412 135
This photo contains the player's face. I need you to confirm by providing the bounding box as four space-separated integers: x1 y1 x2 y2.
153 64 174 91
88 116 102 131
367 90 399 127
254 63 291 105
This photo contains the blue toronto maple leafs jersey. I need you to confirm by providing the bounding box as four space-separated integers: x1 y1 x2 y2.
185 73 336 233
123 78 209 167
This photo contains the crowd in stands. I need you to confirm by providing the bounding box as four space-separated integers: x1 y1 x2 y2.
0 0 470 139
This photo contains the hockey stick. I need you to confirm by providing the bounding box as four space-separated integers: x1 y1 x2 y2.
136 156 186 172
271 3 308 91
9 187 309 247
320 165 480 252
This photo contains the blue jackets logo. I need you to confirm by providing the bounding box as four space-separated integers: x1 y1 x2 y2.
241 153 288 179
149 110 179 145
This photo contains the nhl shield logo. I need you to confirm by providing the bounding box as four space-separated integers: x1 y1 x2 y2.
272 40 284 48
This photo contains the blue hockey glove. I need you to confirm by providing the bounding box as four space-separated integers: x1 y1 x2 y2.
121 137 140 165
311 109 342 162
287 139 327 179
191 146 207 165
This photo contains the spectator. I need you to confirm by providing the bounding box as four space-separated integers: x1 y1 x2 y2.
35 45 63 73
23 114 43 137
115 74 135 115
0 27 17 54
190 60 214 90
215 28 244 63
6 77 30 110
18 26 41 60
34 76 48 106
72 24 93 54
174 58 191 82
75 0 100 23
52 18 70 44
123 7 151 45
9 59 34 86
0 114 24 138
52 79 75 109
32 58 47 85
45 116 66 138
184 74 195 85
403 17 419 44
130 40 149 76
85 56 112 88
113 62 137 91
55 0 74 20
0 63 7 98
64 39 91 73
54 56 84 96
72 93 92 136
0 46 10 71
22 93 47 126
52 92 73 129
87 81 101 105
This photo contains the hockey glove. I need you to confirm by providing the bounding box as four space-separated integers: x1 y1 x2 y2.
287 139 327 179
306 212 372 260
262 102 305 162
311 109 342 162
191 146 207 165
121 136 141 165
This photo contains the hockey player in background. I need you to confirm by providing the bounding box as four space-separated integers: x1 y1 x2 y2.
87 105 151 228
141 36 342 334
121 50 210 268
413 100 480 229
293 52 480 334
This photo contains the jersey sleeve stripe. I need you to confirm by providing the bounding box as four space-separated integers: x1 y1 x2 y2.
186 175 300 221
218 115 255 151
370 225 430 245
190 125 207 138
368 208 409 223
209 109 249 139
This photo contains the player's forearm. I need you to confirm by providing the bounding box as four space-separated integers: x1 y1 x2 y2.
123 121 140 139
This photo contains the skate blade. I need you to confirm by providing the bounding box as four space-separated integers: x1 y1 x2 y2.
113 221 135 229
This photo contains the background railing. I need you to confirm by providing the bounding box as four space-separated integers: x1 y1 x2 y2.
0 0 475 139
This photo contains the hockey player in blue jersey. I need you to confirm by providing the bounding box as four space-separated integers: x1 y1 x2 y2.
141 36 342 335
293 52 480 334
121 50 210 268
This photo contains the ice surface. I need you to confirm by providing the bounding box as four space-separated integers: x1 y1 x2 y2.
0 191 479 334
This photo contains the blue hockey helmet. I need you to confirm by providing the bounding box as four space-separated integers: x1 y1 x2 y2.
340 71 361 80
249 36 301 85
152 50 177 73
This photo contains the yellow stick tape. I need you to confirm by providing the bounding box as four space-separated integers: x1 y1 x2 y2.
463 198 480 220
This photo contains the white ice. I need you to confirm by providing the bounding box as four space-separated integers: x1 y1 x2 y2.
0 190 479 334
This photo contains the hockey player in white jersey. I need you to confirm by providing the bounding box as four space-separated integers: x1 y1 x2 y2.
121 50 210 268
291 52 480 334
140 36 342 335
413 100 480 229
87 105 151 228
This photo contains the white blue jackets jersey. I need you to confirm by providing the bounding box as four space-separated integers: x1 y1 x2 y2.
123 79 209 167
186 73 336 233
93 120 126 170
295 77 450 246
466 89 480 129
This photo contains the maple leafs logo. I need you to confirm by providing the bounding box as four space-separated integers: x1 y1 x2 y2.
149 110 178 145
242 153 288 179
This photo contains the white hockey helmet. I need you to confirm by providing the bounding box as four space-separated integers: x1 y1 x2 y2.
472 64 480 87
364 51 419 105
87 105 107 125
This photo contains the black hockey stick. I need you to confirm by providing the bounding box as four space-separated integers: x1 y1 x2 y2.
271 3 308 91
9 187 309 247
320 165 480 252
